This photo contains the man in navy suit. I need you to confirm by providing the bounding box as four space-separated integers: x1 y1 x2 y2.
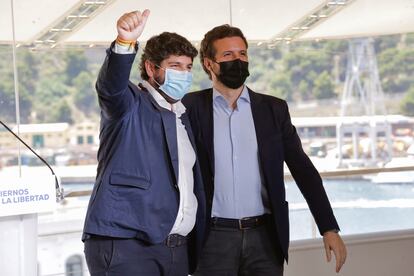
83 10 206 276
182 25 347 275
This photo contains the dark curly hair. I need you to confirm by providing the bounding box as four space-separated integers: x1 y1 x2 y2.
200 25 248 79
139 32 198 80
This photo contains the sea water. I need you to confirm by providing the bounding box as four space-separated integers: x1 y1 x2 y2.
287 178 414 240
62 177 414 240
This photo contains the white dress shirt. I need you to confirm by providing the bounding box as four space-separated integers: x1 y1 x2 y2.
141 81 198 236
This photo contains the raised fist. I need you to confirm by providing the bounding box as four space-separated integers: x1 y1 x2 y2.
117 9 150 42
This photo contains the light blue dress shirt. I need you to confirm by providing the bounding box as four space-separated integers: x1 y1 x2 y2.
212 86 270 219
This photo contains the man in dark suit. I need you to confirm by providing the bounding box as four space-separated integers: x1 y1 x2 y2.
82 10 206 276
182 25 346 276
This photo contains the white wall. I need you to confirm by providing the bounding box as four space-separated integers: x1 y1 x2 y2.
285 229 414 276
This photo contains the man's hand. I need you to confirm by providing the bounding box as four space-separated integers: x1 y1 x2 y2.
323 231 347 273
116 9 150 42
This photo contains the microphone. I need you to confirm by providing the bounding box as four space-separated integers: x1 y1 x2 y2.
0 119 64 202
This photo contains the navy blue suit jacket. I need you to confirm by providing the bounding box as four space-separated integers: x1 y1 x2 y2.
182 87 339 262
82 46 206 273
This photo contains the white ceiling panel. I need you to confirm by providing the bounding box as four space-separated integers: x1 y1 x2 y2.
64 0 325 44
301 0 414 40
0 0 80 43
0 0 413 46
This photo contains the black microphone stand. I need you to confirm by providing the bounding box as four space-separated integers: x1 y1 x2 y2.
0 120 64 202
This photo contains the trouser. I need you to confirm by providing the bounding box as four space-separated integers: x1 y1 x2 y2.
84 234 188 276
194 217 284 276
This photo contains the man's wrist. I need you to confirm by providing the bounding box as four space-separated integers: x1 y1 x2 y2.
116 36 137 48
324 229 340 234
113 38 138 54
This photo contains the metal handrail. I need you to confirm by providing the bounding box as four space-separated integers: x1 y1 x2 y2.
306 165 414 178
63 165 414 198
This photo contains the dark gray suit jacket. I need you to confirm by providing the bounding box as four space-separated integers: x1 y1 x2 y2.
182 87 339 261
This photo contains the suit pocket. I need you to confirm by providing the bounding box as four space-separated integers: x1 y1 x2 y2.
109 172 151 189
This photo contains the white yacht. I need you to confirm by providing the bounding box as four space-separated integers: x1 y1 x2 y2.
368 157 414 184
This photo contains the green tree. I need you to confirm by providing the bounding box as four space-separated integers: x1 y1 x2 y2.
269 73 291 100
33 75 70 122
189 59 210 91
400 86 414 116
298 80 310 100
73 71 98 115
374 35 400 53
378 48 414 93
63 50 88 85
52 100 73 123
283 49 332 100
314 71 335 99
0 70 18 121
16 50 40 122
0 48 34 122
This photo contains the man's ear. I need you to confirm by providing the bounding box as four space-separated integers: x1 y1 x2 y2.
204 58 216 80
145 60 156 79
203 58 213 72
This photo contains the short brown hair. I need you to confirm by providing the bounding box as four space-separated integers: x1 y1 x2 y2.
139 32 198 80
200 25 248 78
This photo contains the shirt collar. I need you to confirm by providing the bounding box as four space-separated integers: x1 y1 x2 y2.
213 85 251 104
141 80 186 116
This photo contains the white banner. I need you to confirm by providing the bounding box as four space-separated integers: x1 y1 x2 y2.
0 175 56 217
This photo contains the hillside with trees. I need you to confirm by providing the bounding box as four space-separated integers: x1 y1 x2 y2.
0 33 413 124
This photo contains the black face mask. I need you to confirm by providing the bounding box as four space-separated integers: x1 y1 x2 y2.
214 59 250 89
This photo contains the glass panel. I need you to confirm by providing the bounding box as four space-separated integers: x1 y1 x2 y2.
65 255 84 276
0 42 16 170
0 1 412 275
33 43 99 274
288 172 414 240
280 34 414 240
33 29 414 276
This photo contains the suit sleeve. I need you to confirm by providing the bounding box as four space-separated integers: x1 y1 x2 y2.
280 100 340 235
95 41 138 120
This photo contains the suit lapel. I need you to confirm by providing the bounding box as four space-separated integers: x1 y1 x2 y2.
248 88 267 160
199 90 215 175
144 88 179 184
180 112 196 150
160 110 179 183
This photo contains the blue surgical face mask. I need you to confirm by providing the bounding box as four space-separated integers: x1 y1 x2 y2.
153 67 193 101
